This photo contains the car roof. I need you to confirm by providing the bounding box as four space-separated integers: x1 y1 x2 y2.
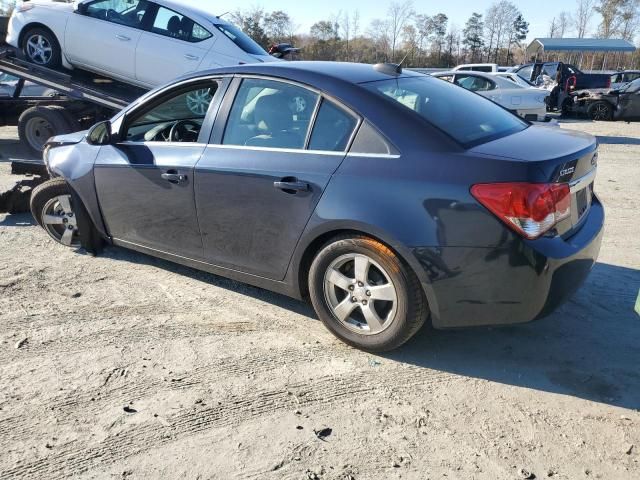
183 61 424 86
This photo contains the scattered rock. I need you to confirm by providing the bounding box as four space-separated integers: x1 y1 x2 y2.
546 468 557 477
296 425 304 430
518 468 535 479
294 409 302 415
625 444 634 455
15 337 28 349
314 427 332 441
45 443 53 449
123 406 137 414
71 292 82 298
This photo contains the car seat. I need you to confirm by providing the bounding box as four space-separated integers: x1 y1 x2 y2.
167 16 182 38
245 95 303 149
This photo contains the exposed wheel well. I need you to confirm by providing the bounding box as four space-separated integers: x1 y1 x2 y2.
19 23 60 49
297 229 419 301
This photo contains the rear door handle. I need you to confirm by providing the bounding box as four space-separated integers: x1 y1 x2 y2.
274 178 310 193
116 34 131 41
161 171 187 184
184 54 200 61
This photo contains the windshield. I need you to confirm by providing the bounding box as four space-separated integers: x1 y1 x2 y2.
364 76 527 147
620 78 640 93
213 23 268 56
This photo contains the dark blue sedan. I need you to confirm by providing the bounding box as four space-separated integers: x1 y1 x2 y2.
31 61 604 351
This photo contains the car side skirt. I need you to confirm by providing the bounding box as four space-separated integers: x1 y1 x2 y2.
111 238 301 300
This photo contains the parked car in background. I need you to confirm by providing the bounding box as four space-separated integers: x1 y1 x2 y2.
492 71 539 89
29 61 602 351
6 0 278 88
574 78 640 121
432 71 548 121
610 70 640 89
0 70 58 97
514 62 611 112
452 63 499 73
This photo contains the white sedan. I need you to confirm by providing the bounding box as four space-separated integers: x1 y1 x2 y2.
432 71 549 121
6 0 277 89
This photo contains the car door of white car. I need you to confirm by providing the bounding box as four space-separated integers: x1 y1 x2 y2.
135 5 213 87
65 0 150 82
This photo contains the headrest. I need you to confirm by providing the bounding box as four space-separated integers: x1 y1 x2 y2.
253 94 292 133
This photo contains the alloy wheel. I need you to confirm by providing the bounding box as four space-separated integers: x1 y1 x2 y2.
41 195 80 247
323 253 398 335
591 103 610 121
26 34 53 65
185 89 213 116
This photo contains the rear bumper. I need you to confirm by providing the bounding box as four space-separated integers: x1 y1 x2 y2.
413 196 604 328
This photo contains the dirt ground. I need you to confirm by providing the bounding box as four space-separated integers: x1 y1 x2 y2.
0 119 639 480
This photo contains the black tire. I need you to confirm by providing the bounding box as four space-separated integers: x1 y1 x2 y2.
587 101 613 121
18 106 74 156
30 178 102 253
308 235 428 352
22 27 62 68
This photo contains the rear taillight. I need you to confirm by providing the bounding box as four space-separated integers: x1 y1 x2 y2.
471 182 571 239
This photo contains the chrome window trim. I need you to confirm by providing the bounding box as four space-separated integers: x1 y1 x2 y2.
204 143 347 156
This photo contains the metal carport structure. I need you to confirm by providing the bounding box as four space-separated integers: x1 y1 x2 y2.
526 38 637 70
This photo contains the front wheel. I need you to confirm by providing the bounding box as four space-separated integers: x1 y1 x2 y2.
22 27 62 68
587 101 613 121
309 236 428 352
30 179 82 247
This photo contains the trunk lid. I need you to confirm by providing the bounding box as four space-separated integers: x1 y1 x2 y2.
470 125 599 237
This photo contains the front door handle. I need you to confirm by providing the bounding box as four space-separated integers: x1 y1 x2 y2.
161 171 187 184
184 54 200 61
116 34 131 41
274 178 310 193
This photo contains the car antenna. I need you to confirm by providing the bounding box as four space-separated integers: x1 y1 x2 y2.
373 55 408 76
217 11 230 19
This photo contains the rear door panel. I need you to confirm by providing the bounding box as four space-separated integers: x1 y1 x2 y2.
194 147 345 280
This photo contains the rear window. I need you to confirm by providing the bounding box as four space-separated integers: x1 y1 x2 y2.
363 76 526 148
213 23 267 56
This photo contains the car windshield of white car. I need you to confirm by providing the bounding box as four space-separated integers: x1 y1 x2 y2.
364 76 527 148
213 24 267 56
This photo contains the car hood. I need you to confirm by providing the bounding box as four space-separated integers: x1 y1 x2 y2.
470 125 596 162
47 130 88 148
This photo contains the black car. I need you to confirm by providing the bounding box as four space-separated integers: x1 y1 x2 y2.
574 78 640 121
30 61 604 351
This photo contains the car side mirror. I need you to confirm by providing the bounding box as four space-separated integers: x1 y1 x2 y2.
76 3 88 15
87 121 113 146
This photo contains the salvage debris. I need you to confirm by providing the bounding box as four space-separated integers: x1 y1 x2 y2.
14 337 28 349
314 427 332 441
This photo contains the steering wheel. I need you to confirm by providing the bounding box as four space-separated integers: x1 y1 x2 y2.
169 120 200 143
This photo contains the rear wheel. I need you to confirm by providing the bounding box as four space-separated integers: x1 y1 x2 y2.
18 106 74 155
22 27 62 68
309 236 428 352
587 101 613 121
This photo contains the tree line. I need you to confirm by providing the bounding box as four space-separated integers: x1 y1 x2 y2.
231 0 640 68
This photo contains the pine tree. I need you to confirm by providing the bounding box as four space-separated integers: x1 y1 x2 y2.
463 13 485 62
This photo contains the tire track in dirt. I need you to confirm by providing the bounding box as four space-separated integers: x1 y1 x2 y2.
0 343 341 449
0 366 464 479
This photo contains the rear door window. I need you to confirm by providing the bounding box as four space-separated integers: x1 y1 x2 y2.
223 78 319 149
150 6 212 42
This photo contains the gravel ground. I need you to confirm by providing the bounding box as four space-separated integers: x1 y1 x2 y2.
0 120 639 480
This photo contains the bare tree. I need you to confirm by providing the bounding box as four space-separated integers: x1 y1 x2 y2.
574 0 596 37
485 1 519 63
619 0 640 40
548 17 560 37
387 0 415 61
557 11 573 37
